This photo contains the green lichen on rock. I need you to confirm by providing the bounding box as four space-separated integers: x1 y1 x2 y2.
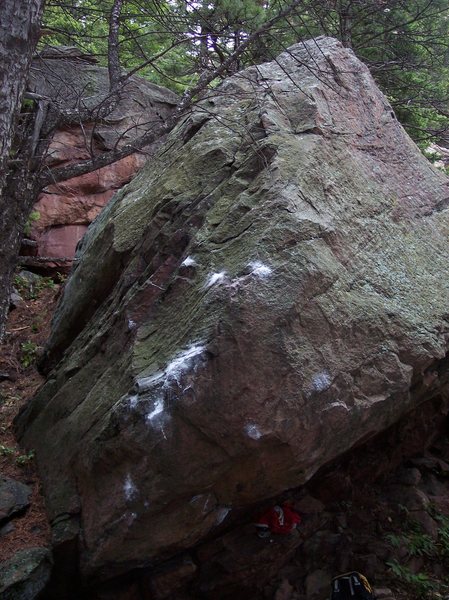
16 37 449 583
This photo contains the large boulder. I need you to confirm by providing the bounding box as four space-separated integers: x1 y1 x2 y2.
16 37 449 585
23 48 178 271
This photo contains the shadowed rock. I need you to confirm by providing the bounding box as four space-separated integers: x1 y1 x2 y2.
16 37 449 585
0 547 52 600
0 477 31 523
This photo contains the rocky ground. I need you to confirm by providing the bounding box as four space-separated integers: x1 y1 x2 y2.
1 272 449 600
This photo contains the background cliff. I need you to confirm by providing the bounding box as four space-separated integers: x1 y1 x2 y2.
21 47 178 273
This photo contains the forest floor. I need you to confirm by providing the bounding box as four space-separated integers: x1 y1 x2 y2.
0 274 60 561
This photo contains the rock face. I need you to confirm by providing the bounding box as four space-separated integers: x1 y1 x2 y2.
0 477 31 523
24 49 178 270
0 547 52 600
17 37 449 588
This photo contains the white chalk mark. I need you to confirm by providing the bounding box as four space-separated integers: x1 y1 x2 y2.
312 371 331 392
248 261 273 278
133 343 206 440
181 256 198 267
245 423 263 440
215 507 231 525
190 494 214 514
136 344 205 393
165 343 205 384
146 398 164 422
325 400 349 412
124 474 137 502
128 395 139 409
205 271 227 289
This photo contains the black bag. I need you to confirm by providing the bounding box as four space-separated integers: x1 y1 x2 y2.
330 572 375 599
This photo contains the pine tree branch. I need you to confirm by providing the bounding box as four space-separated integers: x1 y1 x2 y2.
39 0 307 188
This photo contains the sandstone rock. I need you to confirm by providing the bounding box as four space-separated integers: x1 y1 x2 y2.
25 53 179 271
0 477 31 523
16 37 449 588
0 547 52 600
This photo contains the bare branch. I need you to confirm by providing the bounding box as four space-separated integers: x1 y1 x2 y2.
40 0 308 188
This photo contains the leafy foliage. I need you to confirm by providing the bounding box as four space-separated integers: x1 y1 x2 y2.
20 340 39 368
0 444 15 456
386 561 438 599
16 450 35 467
385 512 449 598
23 210 40 237
14 273 56 301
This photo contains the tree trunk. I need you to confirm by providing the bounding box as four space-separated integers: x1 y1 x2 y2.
339 1 354 48
0 0 44 339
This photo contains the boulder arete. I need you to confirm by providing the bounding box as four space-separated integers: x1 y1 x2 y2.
17 37 449 585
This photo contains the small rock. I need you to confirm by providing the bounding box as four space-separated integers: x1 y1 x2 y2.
0 521 15 537
410 456 441 472
356 554 383 578
374 588 395 599
406 555 424 574
395 467 421 486
0 547 52 600
387 485 430 511
410 510 439 539
0 477 32 523
427 494 449 516
9 291 25 310
18 270 43 284
274 578 295 600
419 473 447 496
305 569 330 598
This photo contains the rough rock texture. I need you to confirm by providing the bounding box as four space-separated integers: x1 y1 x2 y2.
24 50 178 270
16 37 449 589
0 477 31 523
0 547 52 600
